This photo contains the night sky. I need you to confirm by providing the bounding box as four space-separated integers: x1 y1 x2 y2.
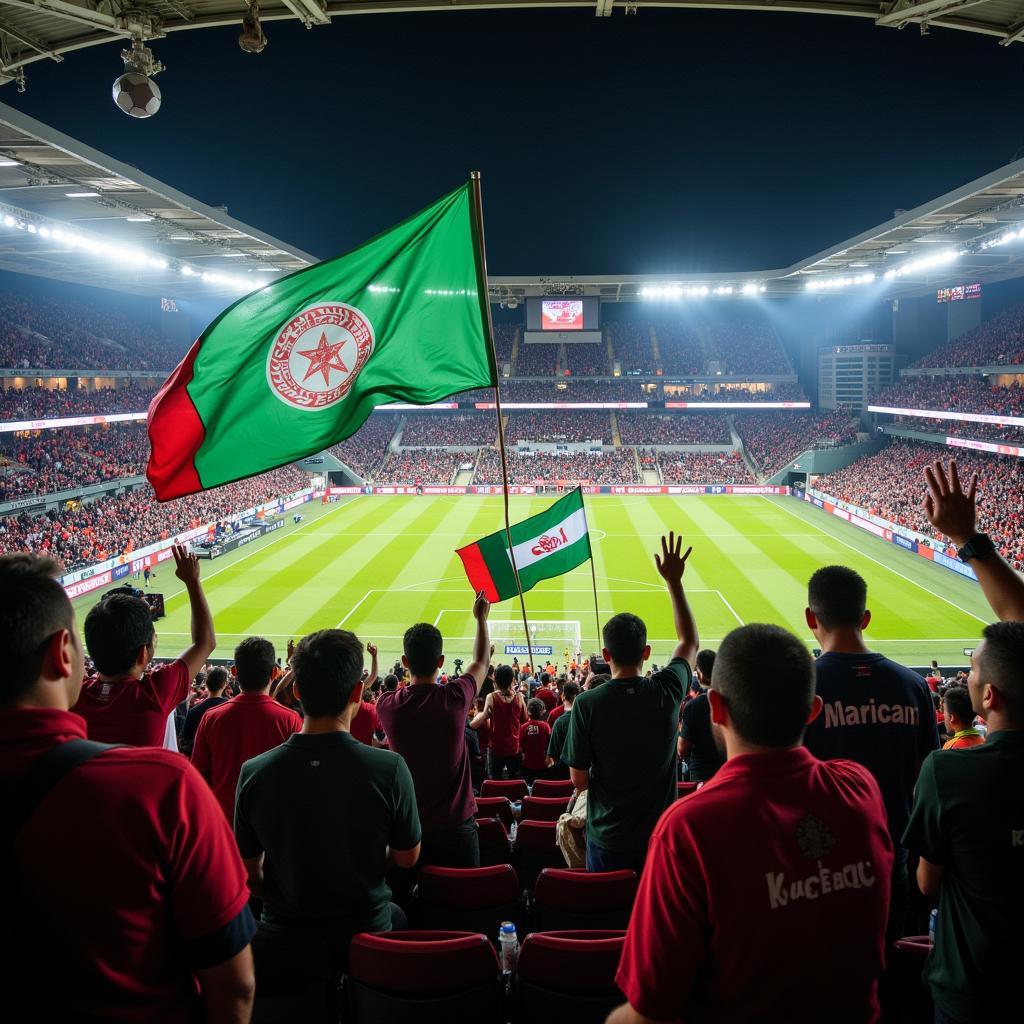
8 10 1024 274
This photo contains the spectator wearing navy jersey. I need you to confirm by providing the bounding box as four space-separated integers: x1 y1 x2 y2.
802 565 939 941
376 593 491 868
179 665 230 756
678 648 725 784
73 543 216 746
0 553 255 1023
564 533 697 874
609 623 893 1024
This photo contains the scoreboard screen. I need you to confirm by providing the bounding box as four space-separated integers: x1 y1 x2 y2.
937 283 981 303
541 299 584 331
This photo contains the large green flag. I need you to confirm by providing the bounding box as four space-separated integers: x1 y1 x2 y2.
147 183 496 500
456 488 592 602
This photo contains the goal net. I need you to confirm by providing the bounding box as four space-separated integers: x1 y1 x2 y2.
491 620 582 666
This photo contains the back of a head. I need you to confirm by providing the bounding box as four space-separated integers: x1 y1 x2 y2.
714 623 815 748
602 612 647 667
233 636 277 692
293 629 364 717
541 672 550 685
807 565 867 631
382 673 399 694
84 592 154 676
0 554 74 707
563 681 580 703
979 621 1024 723
527 697 546 720
206 666 230 694
942 684 973 726
495 664 515 692
586 673 610 691
695 648 716 683
404 622 443 677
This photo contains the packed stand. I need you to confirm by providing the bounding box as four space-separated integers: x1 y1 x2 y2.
328 415 397 478
657 450 754 483
474 446 639 484
504 411 611 443
400 414 494 446
706 318 792 374
492 323 516 364
655 322 704 375
817 439 1024 569
736 410 858 475
0 380 160 421
514 343 561 376
611 321 656 374
495 379 651 403
914 302 1024 368
561 343 608 376
376 450 468 484
0 464 309 569
618 413 731 445
0 292 187 371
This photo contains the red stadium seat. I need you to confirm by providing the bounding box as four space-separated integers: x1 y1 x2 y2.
476 817 513 867
677 781 699 797
514 930 626 1024
520 795 570 822
414 865 522 938
481 778 529 801
530 779 575 798
532 868 638 931
513 819 565 890
345 931 503 1023
474 796 515 829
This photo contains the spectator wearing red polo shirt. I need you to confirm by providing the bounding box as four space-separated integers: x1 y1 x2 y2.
0 553 255 1023
376 591 491 868
471 664 528 779
73 544 215 746
535 673 559 713
192 637 302 821
519 698 552 785
350 642 380 746
609 623 893 1024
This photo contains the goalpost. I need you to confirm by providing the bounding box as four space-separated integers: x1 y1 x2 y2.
490 620 583 666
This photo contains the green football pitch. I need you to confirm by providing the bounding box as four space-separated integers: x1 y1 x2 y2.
76 494 993 670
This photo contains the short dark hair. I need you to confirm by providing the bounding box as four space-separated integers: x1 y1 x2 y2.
541 672 550 685
0 554 74 706
587 673 610 691
206 666 230 693
495 664 515 691
527 698 546 720
979 621 1024 721
603 612 647 667
695 649 716 683
404 622 443 677
563 681 580 703
292 629 364 717
942 684 973 725
714 624 815 747
234 637 277 692
807 565 867 631
382 673 399 693
84 592 154 676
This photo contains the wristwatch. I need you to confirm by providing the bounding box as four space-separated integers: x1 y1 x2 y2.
957 532 995 563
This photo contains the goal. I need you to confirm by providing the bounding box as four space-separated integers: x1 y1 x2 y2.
491 620 582 666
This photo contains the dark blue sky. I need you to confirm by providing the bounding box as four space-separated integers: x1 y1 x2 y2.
8 10 1024 274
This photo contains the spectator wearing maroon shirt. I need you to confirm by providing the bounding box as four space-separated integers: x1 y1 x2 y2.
535 673 558 713
0 554 255 1023
376 591 492 868
519 698 552 785
350 642 380 746
471 664 528 779
73 544 215 746
192 637 302 822
609 623 893 1024
179 666 230 756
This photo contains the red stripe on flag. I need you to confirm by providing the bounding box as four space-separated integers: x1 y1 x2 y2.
456 542 500 603
146 339 205 502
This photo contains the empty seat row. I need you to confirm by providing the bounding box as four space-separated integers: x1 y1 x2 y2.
480 778 575 801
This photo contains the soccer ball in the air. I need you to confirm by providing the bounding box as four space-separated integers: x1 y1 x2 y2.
112 72 162 119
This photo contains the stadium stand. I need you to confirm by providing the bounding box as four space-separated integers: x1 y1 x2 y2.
706 317 792 374
515 344 561 376
609 322 655 374
656 450 754 484
504 411 612 443
617 414 731 445
735 411 858 475
562 343 608 376
473 447 640 484
400 414 494 446
377 450 468 485
654 322 704 375
913 301 1024 368
328 416 398 478
0 380 160 420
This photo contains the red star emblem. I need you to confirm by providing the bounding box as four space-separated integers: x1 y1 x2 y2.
298 331 349 387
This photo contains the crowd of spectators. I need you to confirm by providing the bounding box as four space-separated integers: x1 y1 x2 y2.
914 302 1024 368
610 321 655 374
0 380 159 421
656 450 754 483
618 413 731 445
473 446 640 484
561 344 608 376
504 411 611 443
706 319 792 374
400 414 494 446
816 439 1024 569
514 343 561 376
328 416 398 478
376 450 468 485
736 410 858 474
493 323 516 364
654 322 705 375
0 292 186 371
0 465 308 569
666 382 808 404
873 373 1024 419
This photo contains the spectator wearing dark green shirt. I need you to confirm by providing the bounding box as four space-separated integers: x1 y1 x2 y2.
234 628 421 996
564 532 697 874
545 680 580 777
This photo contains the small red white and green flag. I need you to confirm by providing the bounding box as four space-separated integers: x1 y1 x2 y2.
456 488 592 602
147 182 496 501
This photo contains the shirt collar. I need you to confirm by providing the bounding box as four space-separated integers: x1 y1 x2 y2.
981 728 1024 746
233 691 274 703
712 746 817 781
952 727 981 740
0 707 87 744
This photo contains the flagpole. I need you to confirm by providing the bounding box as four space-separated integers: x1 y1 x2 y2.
580 488 602 654
469 171 536 677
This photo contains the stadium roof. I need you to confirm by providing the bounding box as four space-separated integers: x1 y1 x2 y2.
3 1 1024 87
0 100 315 297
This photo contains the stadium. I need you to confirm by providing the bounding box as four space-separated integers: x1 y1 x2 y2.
0 6 1021 1024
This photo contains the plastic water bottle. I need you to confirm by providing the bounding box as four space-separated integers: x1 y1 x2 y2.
928 909 938 945
499 921 519 975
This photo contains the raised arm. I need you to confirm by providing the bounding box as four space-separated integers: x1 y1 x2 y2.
924 459 1024 622
655 532 699 666
364 642 379 691
172 543 217 680
464 590 492 691
470 692 492 730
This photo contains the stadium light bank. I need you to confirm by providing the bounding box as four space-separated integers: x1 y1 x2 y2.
805 247 964 292
640 282 767 299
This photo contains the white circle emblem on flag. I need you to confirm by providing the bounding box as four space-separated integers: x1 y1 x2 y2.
266 302 375 411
